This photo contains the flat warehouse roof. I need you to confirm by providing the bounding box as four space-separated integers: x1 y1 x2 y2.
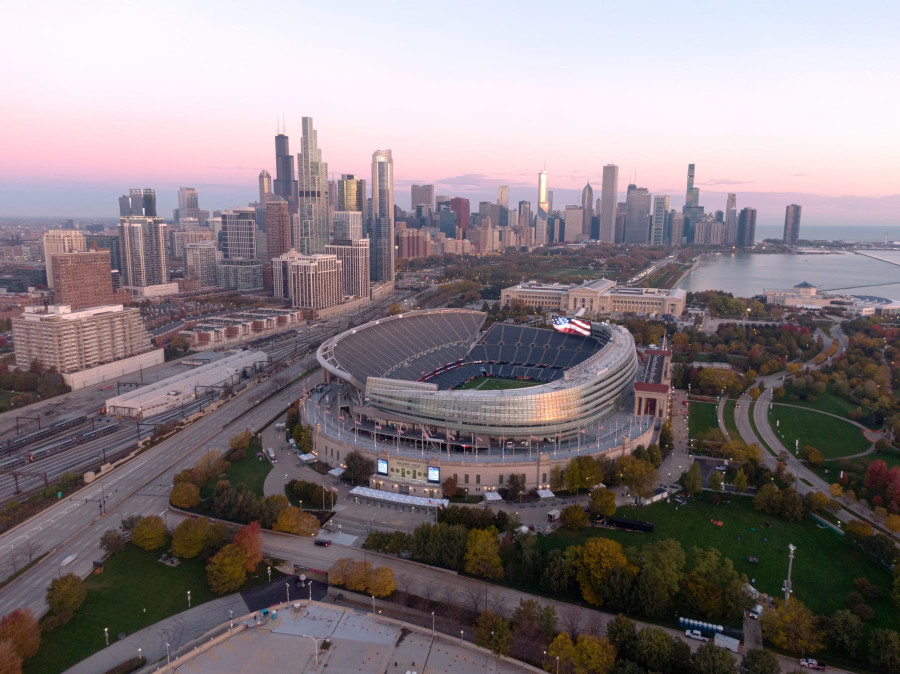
349 486 448 508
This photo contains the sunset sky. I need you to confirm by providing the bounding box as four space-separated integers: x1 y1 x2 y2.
1 0 898 227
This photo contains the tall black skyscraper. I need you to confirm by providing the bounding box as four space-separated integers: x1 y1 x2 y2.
681 164 704 243
783 204 802 245
737 207 757 248
273 131 298 213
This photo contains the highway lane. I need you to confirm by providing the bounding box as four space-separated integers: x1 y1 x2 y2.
0 353 324 617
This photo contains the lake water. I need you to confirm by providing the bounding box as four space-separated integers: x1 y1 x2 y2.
677 250 900 300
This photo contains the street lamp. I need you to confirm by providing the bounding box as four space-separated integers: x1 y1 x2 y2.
187 590 191 608
165 641 171 666
371 595 376 616
229 609 233 630
267 566 272 582
431 611 435 638
460 629 464 644
138 647 142 661
286 582 290 604
104 627 109 646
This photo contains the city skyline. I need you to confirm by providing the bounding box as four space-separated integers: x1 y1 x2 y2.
0 1 898 228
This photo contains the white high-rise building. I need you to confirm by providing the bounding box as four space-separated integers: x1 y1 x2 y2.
652 195 669 246
118 217 167 287
185 241 219 288
581 182 594 238
497 185 509 210
333 211 364 241
410 184 434 211
371 150 394 283
297 117 329 254
535 170 549 245
326 239 370 300
43 229 86 288
271 250 342 309
725 193 738 244
564 206 585 242
599 164 619 243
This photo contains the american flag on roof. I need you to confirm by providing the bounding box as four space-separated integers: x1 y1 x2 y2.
552 316 591 336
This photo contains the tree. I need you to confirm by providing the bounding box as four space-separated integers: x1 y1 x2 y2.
868 629 900 673
606 614 637 662
709 470 724 492
99 529 126 557
273 507 320 536
45 574 86 622
366 566 396 597
761 598 823 655
683 462 703 497
690 642 738 674
0 640 22 674
540 549 572 594
633 627 674 673
589 487 617 518
740 649 780 674
344 451 375 485
826 610 863 657
0 609 40 659
682 547 748 619
618 455 656 502
172 517 210 559
232 522 263 571
464 527 504 579
780 487 805 522
753 483 782 515
732 469 749 492
635 539 686 617
547 632 616 674
886 513 900 533
442 475 458 498
228 430 252 453
475 611 512 657
170 482 201 509
131 515 168 551
206 544 246 594
506 473 527 501
560 504 589 530
567 538 634 606
803 491 828 514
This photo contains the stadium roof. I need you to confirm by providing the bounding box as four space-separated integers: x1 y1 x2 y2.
349 486 448 508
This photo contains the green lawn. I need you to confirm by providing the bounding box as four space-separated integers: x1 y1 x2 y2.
688 400 719 438
457 376 542 391
540 496 899 631
769 404 871 459
780 390 878 428
813 320 834 336
26 544 279 674
224 444 273 498
723 400 739 438
0 390 17 413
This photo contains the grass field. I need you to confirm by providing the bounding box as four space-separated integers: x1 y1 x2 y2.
26 544 278 674
723 400 739 438
780 390 878 428
688 400 719 438
539 496 899 631
457 376 542 391
226 449 273 498
768 404 870 459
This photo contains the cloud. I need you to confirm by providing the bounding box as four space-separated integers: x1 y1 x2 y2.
700 178 756 186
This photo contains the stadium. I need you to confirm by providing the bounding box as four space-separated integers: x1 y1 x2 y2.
310 309 660 499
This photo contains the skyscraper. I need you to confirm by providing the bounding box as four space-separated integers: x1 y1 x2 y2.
450 197 470 238
220 208 257 260
271 251 343 309
535 169 549 245
411 184 435 211
119 189 157 217
682 164 704 243
333 212 364 241
581 182 594 238
43 229 86 288
297 117 329 254
624 186 652 244
725 193 738 245
265 197 292 262
119 217 167 287
174 187 200 223
783 204 802 245
737 207 757 248
258 170 273 204
517 201 532 233
326 238 370 300
371 150 395 283
337 174 366 214
668 211 685 246
185 241 218 288
497 185 509 210
599 165 618 243
651 195 669 246
273 130 298 211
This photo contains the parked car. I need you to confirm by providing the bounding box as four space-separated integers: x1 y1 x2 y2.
314 539 331 547
685 630 709 642
715 465 727 472
799 660 826 671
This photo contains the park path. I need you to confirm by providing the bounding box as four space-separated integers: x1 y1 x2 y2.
717 396 730 441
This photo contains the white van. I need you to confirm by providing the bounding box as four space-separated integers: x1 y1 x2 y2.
266 448 276 462
748 604 763 620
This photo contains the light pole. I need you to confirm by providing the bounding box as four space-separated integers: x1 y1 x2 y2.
371 594 375 616
267 566 272 582
460 629 464 644
556 655 560 674
229 609 233 630
138 647 142 662
431 611 435 639
104 627 109 646
784 543 797 605
286 582 290 604
187 590 191 608
165 641 170 666
309 582 312 603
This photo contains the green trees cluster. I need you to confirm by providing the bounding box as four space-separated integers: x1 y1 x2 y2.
211 483 291 528
286 479 337 509
343 450 375 485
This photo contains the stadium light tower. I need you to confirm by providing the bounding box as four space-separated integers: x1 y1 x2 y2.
783 543 796 604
